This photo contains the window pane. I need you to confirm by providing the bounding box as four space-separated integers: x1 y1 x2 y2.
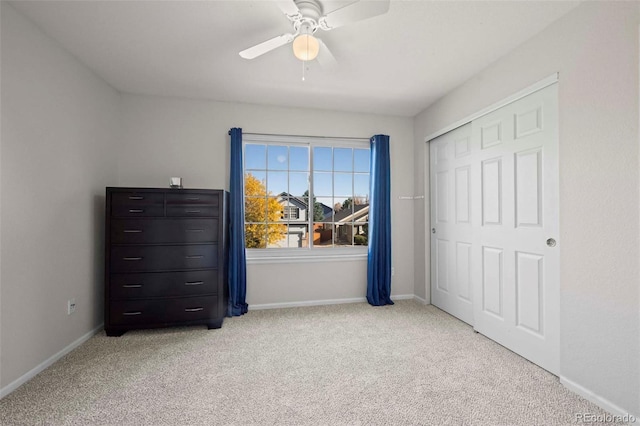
245 224 267 249
354 148 369 173
266 196 283 221
313 172 332 197
334 173 353 197
284 224 309 248
354 222 368 246
245 172 266 196
267 171 287 195
314 223 334 247
334 196 349 212
245 144 266 170
245 196 266 223
298 224 310 248
290 146 309 171
335 224 354 246
354 174 370 200
315 197 334 222
314 147 332 171
267 145 288 170
289 172 308 197
265 223 288 248
334 148 353 172
266 222 287 248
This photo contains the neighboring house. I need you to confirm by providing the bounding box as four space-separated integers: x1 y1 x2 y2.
270 192 367 247
269 192 332 248
325 204 369 246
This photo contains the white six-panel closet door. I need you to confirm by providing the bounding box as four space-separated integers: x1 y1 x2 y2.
430 83 559 375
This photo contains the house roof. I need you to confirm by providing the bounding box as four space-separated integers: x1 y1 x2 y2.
277 192 309 210
333 204 369 223
277 192 332 215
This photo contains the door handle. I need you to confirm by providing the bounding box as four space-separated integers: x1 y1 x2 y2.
546 238 557 247
432 228 436 234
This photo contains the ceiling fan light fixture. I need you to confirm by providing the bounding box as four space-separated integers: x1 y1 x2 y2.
292 33 319 61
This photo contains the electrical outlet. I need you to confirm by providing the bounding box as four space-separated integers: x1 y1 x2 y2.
67 299 76 315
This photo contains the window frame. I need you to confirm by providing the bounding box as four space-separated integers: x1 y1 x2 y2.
242 133 370 263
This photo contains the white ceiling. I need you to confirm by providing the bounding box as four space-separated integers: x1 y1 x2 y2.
10 0 580 117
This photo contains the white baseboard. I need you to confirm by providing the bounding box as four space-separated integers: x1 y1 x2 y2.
560 376 639 421
391 294 414 301
0 323 104 399
250 294 419 311
413 294 428 305
250 297 368 310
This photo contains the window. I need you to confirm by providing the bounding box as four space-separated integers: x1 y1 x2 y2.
243 135 370 252
283 206 299 220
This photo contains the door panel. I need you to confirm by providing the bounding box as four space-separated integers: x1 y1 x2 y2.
436 239 449 292
455 166 471 224
456 242 472 301
481 158 503 226
430 83 559 375
482 246 503 318
430 123 474 325
515 251 544 334
515 149 543 227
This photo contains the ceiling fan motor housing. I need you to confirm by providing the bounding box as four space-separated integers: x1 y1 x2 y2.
293 0 323 22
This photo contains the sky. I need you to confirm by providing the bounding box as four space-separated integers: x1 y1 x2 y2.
245 144 370 206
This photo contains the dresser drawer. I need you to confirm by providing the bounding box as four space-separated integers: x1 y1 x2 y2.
110 270 219 299
166 296 219 322
109 296 218 326
112 192 164 206
166 192 219 205
110 219 218 244
111 204 165 217
166 205 219 217
111 244 218 272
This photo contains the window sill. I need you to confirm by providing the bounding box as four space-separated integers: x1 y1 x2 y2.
246 248 368 264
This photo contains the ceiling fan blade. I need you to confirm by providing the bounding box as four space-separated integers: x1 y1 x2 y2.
239 34 295 59
276 0 300 17
320 0 390 30
317 39 338 70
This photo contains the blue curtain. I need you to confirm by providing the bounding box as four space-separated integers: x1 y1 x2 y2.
228 128 249 316
367 134 394 306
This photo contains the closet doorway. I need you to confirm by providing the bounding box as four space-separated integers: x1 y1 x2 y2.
429 82 559 375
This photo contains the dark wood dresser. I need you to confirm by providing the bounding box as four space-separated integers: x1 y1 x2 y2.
105 187 228 336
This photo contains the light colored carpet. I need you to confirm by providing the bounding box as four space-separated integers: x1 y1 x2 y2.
0 300 624 425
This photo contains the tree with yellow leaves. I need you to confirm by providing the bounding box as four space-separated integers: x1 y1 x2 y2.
244 173 287 248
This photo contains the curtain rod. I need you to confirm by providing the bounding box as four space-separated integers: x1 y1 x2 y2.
242 132 371 142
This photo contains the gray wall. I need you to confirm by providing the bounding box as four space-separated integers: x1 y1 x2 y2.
0 3 120 388
413 2 640 416
118 95 416 305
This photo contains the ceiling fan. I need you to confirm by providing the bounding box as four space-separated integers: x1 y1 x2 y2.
239 0 390 66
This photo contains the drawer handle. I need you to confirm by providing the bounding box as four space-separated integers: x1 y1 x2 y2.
184 281 204 286
186 197 200 201
186 210 201 214
185 307 204 312
187 229 205 232
123 311 142 316
185 255 204 259
123 257 143 261
122 284 142 288
123 229 143 233
128 196 144 200
129 209 144 213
